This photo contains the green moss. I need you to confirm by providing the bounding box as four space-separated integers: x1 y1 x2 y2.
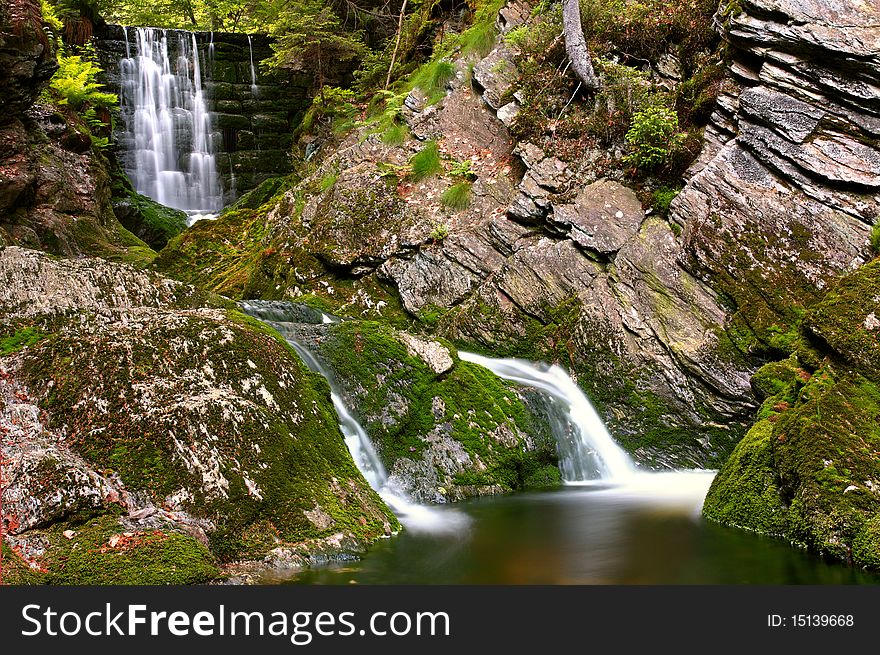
706 361 880 569
111 180 187 250
751 355 804 400
34 514 220 585
153 207 271 297
317 321 559 494
1 541 49 585
804 259 880 377
853 516 880 569
0 327 47 356
702 420 788 535
224 175 292 211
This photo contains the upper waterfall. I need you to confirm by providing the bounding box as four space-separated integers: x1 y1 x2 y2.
118 27 222 216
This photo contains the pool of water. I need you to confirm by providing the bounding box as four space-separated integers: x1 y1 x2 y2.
272 472 879 585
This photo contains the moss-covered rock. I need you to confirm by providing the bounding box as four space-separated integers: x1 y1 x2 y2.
804 259 880 378
1 247 398 580
35 514 220 585
304 320 560 501
705 362 880 569
111 179 188 250
702 419 788 535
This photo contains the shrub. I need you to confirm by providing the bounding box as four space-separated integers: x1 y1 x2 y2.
871 221 880 254
440 181 472 210
623 102 684 171
429 223 450 242
381 121 409 146
409 141 443 181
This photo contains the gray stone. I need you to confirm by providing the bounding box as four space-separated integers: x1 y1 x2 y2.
550 180 644 255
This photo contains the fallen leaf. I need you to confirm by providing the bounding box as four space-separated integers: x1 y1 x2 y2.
63 530 76 540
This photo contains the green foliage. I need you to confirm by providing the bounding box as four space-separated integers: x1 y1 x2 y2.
409 140 442 181
440 181 472 211
318 169 339 191
298 86 359 137
381 121 409 146
49 51 117 111
871 220 880 254
41 0 64 32
448 158 475 180
580 0 720 72
502 24 530 48
458 0 507 56
267 0 366 88
429 223 450 242
622 101 684 171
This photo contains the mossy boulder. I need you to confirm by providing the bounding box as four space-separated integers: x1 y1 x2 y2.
704 361 880 569
111 180 188 250
32 514 220 585
804 259 880 378
1 248 398 580
299 320 560 502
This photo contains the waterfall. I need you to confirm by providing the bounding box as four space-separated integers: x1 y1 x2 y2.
118 27 222 219
239 301 466 533
458 352 636 483
247 35 259 97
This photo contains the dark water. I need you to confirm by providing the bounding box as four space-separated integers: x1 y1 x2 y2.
274 473 879 585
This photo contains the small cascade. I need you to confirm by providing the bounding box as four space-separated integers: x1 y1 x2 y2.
247 35 259 97
459 352 636 483
118 27 222 218
240 301 465 533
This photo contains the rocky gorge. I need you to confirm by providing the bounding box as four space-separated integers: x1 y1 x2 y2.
2 0 880 582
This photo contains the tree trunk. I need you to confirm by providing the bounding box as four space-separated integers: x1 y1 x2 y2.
385 0 408 89
562 0 599 91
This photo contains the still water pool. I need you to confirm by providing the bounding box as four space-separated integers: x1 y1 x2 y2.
271 472 879 585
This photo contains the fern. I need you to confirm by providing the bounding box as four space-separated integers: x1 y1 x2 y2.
50 52 117 111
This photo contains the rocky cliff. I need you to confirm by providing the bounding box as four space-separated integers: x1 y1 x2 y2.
0 0 186 263
699 0 880 569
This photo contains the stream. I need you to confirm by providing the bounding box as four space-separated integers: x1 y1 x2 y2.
240 301 880 585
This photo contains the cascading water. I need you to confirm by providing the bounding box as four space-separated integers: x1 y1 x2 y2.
239 301 466 533
247 35 259 97
118 27 222 221
459 352 635 482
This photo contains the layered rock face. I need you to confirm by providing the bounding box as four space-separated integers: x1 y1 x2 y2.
673 0 878 348
157 4 757 468
700 0 880 567
0 247 396 583
154 0 877 480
